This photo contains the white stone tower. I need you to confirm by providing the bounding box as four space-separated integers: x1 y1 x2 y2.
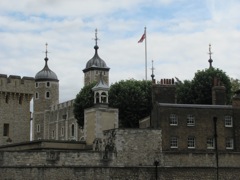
33 43 59 140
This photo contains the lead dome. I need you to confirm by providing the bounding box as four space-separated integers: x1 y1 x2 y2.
84 45 108 70
35 45 58 82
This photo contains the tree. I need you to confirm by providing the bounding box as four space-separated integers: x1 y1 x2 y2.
176 80 194 104
176 68 232 104
73 82 96 127
109 79 152 128
230 78 240 94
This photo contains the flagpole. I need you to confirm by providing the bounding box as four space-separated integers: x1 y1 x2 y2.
144 27 147 80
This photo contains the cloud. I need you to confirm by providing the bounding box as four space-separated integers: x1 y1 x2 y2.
0 0 240 103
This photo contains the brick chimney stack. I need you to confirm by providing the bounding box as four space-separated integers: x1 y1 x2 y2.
152 78 176 104
212 77 226 105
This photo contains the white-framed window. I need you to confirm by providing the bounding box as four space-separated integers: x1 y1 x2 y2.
35 82 39 88
226 138 234 149
35 92 39 99
37 124 40 133
46 82 51 87
52 130 55 139
170 137 178 148
225 116 233 127
46 91 50 99
187 115 195 126
207 138 215 149
61 127 64 136
170 114 178 126
188 137 195 148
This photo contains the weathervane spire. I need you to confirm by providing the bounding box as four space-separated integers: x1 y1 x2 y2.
208 43 213 68
45 43 48 58
95 28 99 46
151 60 155 81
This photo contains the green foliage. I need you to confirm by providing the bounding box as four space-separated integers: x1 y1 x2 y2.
109 79 152 128
176 80 194 104
230 78 240 94
73 82 96 127
176 68 231 104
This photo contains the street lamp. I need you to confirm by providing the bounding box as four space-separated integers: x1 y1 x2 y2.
154 160 159 180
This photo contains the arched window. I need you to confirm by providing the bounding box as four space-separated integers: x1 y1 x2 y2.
71 124 75 137
101 92 107 103
46 82 50 87
96 92 100 103
46 91 50 98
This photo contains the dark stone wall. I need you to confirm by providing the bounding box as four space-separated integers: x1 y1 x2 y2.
0 167 240 180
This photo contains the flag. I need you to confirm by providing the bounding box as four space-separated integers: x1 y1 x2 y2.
138 32 146 43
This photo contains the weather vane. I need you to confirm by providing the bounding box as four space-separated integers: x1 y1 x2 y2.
208 43 213 68
151 60 155 80
94 28 99 46
45 43 49 58
208 43 213 59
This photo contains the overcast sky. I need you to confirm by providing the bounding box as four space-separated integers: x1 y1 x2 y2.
0 0 239 103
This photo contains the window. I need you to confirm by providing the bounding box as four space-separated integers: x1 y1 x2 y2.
170 114 178 126
62 115 67 119
225 116 233 127
3 124 9 136
187 115 195 126
35 82 39 88
226 138 234 149
170 137 178 148
207 138 215 149
188 137 195 148
37 124 40 133
35 92 39 99
52 130 55 139
46 82 50 87
71 124 75 137
46 91 50 98
61 127 64 136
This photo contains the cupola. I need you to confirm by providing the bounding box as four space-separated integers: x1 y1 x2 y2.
83 29 109 73
92 73 109 105
35 43 58 82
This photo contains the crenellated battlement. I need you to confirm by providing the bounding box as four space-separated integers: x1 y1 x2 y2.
50 99 75 111
0 74 35 95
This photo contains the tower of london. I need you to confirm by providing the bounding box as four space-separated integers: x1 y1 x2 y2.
0 30 112 145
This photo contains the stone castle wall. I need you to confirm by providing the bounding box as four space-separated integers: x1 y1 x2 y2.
0 74 34 145
1 129 240 179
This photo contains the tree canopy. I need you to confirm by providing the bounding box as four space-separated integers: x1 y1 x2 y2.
109 79 152 128
176 67 232 104
73 82 96 128
230 78 240 94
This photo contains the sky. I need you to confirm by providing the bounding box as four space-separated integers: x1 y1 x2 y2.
0 0 240 103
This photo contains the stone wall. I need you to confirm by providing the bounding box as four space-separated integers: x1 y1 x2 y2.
1 129 240 179
0 74 34 145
